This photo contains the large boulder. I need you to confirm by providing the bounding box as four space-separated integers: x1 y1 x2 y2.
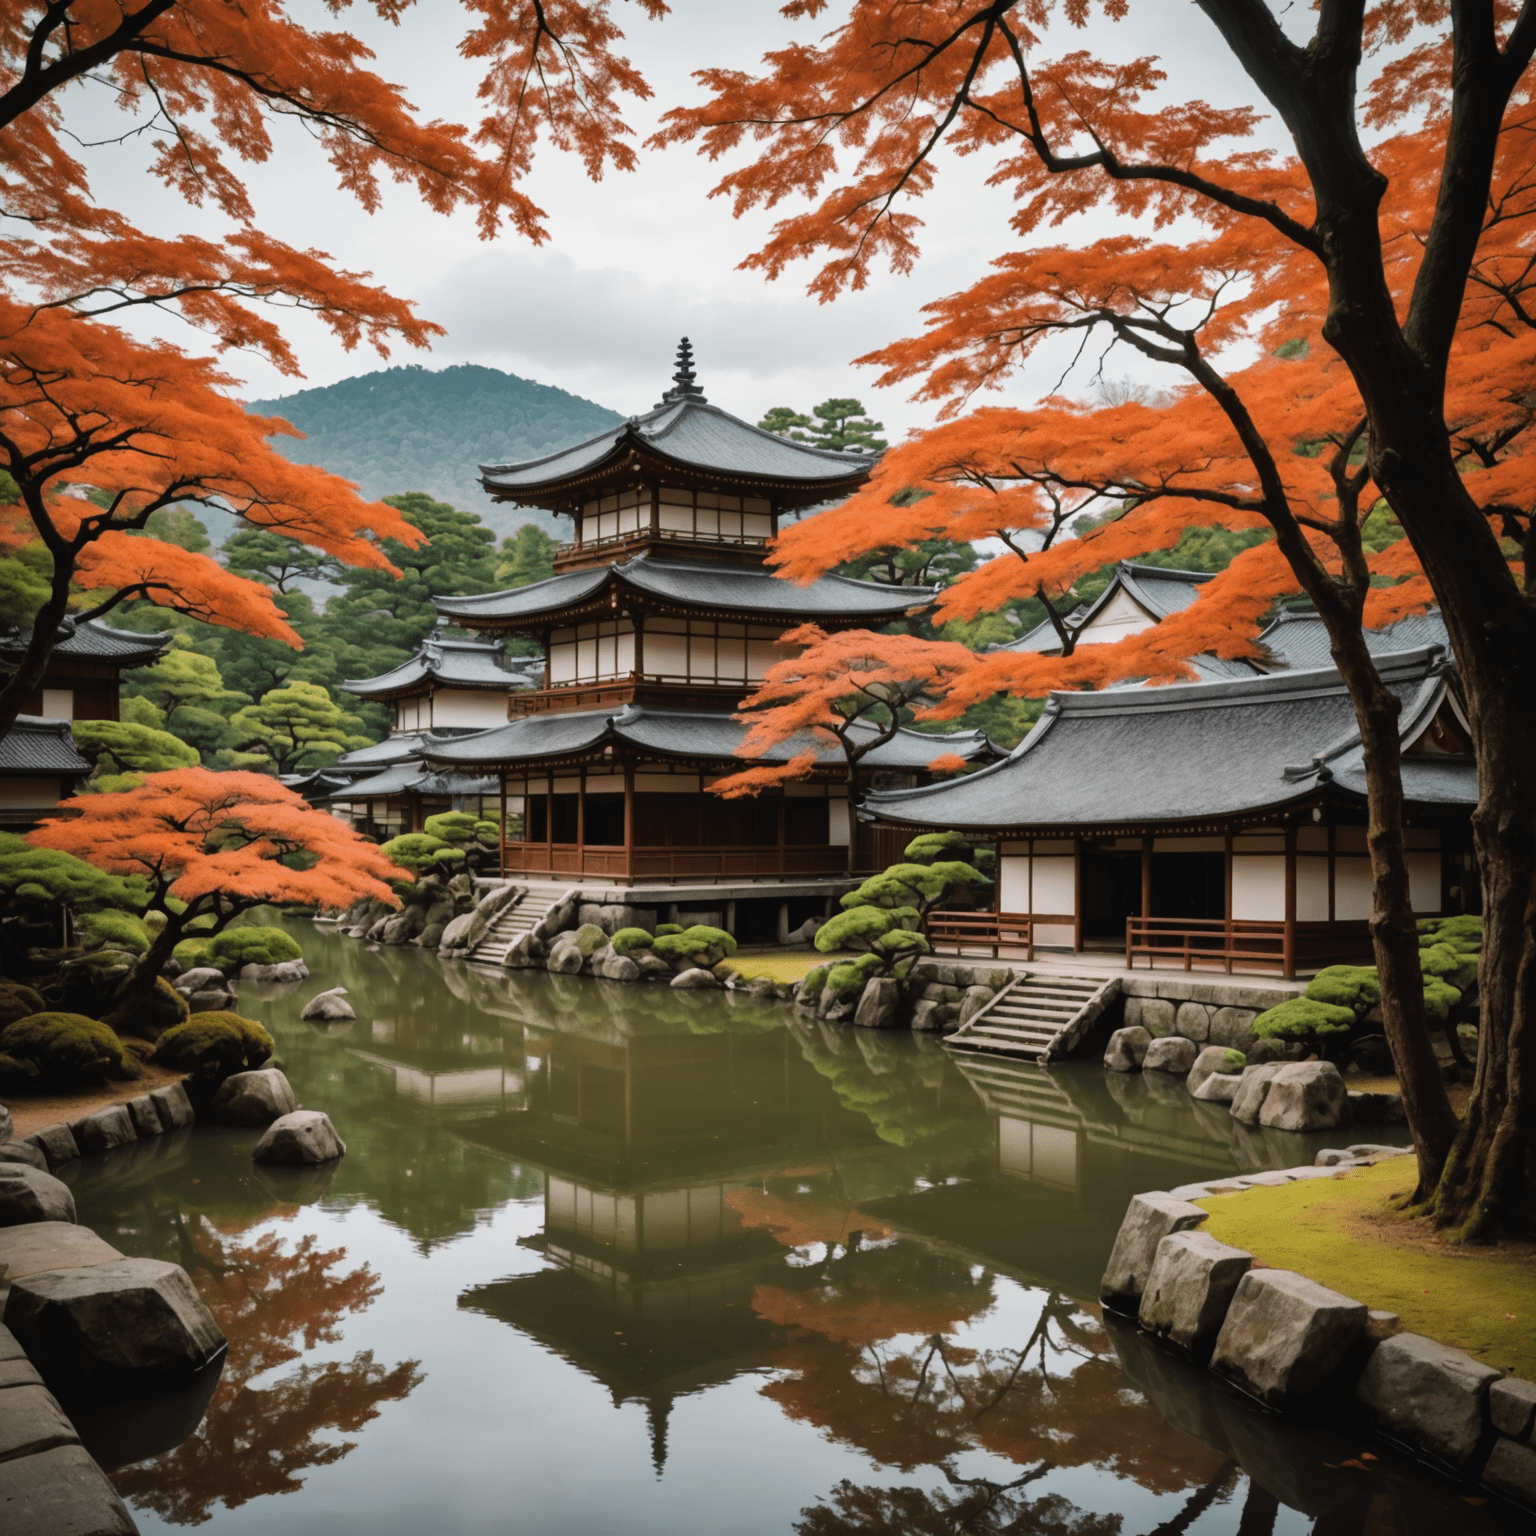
0 1382 77 1464
1174 1002 1211 1043
0 1442 137 1536
239 960 308 984
300 987 356 1023
1144 1037 1198 1075
6 1257 225 1388
378 905 426 946
1188 1045 1247 1096
172 967 226 997
1099 1192 1209 1314
1104 1025 1151 1073
671 967 719 990
544 933 586 975
1491 1377 1536 1440
437 911 484 956
1138 1230 1252 1361
589 947 642 983
854 976 901 1029
253 1110 346 1165
1483 1439 1536 1511
1209 1269 1367 1408
503 931 545 969
569 923 610 958
68 1106 136 1157
0 1166 76 1226
1257 1061 1348 1132
20 1124 78 1170
634 952 672 981
1355 1331 1500 1468
124 1093 164 1138
532 890 580 944
1209 1006 1259 1049
1136 998 1178 1037
956 985 995 1027
148 1082 195 1132
0 1142 46 1171
1229 1063 1284 1125
1193 1072 1244 1104
208 1068 297 1127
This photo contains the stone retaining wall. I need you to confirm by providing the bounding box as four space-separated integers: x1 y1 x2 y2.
1102 1154 1536 1514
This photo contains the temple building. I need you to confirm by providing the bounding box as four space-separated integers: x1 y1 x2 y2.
417 341 992 892
0 617 169 826
865 642 1477 977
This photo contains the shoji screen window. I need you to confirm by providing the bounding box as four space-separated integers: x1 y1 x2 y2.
546 620 636 684
655 488 773 544
579 488 650 545
642 620 793 684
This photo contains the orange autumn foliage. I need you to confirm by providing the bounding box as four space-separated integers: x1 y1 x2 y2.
31 768 402 914
711 625 981 798
0 0 667 732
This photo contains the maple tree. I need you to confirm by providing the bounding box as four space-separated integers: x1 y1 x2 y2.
662 5 1536 1238
28 768 402 1026
711 625 981 871
0 0 667 741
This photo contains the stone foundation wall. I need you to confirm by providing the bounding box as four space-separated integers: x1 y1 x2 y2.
1102 1157 1536 1515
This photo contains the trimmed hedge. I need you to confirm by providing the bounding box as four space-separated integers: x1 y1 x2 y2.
205 927 303 972
0 1011 134 1088
153 1011 274 1081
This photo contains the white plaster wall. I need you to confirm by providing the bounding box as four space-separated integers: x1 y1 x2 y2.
1408 851 1442 913
1030 857 1076 916
1077 587 1157 644
1334 856 1374 920
999 855 1029 912
430 689 508 728
1231 855 1286 920
1295 857 1330 921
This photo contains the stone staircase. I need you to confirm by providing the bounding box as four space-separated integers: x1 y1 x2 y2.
465 885 571 967
944 970 1119 1063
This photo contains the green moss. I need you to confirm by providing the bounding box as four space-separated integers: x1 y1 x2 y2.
0 1053 38 1091
826 953 884 995
1253 997 1356 1042
1422 977 1463 1022
816 906 901 953
76 909 151 955
1306 965 1380 1017
173 936 213 967
0 983 45 1030
1419 942 1478 993
0 1011 134 1087
205 926 303 971
903 831 973 866
1197 1158 1536 1378
119 977 189 1041
652 925 737 968
153 1011 274 1081
654 923 683 937
610 927 654 956
1221 1049 1247 1071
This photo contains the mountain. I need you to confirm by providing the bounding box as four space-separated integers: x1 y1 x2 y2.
247 363 623 538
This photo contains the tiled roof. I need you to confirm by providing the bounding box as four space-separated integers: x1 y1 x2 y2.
418 706 993 773
341 635 530 698
0 618 170 669
434 557 929 627
331 761 498 800
1000 562 1216 656
0 716 92 776
1256 607 1450 672
864 646 1476 831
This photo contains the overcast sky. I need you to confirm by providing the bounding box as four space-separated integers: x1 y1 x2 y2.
76 2 1294 437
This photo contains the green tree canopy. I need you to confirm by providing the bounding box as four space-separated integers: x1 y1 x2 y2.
760 399 888 454
494 523 558 588
71 720 200 782
0 833 144 914
223 527 341 591
227 681 371 775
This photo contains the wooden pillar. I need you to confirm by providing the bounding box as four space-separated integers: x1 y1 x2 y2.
623 762 635 882
499 775 507 880
1072 837 1083 953
1283 823 1297 979
577 767 586 875
545 770 553 868
776 791 786 876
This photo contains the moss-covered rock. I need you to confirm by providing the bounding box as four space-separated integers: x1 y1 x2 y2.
652 925 737 969
0 982 45 1030
1422 977 1463 1022
118 976 190 1042
0 1011 134 1088
654 923 684 937
172 935 213 968
0 1052 38 1091
611 927 654 956
205 926 303 973
153 1011 274 1083
76 909 151 955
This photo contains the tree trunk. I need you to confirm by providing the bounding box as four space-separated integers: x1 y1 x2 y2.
103 912 202 1033
0 580 71 739
1328 634 1460 1196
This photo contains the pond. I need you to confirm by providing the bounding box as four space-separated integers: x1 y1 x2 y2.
61 922 1522 1535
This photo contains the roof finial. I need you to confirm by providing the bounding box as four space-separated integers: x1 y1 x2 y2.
657 336 706 406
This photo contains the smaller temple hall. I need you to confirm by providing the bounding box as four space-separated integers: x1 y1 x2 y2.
415 341 990 889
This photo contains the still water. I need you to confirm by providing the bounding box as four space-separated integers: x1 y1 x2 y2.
61 923 1522 1535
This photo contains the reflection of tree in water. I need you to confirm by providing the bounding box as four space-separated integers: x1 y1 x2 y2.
112 1220 422 1526
796 1461 1240 1536
796 1029 964 1148
754 1241 1230 1496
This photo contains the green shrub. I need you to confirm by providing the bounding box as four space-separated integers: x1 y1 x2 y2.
1305 965 1381 1018
0 1012 134 1087
153 1011 274 1081
380 832 458 874
816 906 900 953
205 926 303 972
1252 998 1356 1049
839 860 992 915
173 936 213 968
76 909 151 955
53 950 135 1016
1417 914 1482 948
422 811 481 845
0 982 45 1030
1423 977 1463 1022
651 925 737 969
903 831 973 867
826 953 885 995
119 976 189 1041
610 928 654 956
1419 942 1478 993
654 923 684 937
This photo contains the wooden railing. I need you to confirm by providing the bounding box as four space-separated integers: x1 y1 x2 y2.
1127 917 1291 975
925 910 1073 960
501 842 851 879
1126 916 1375 978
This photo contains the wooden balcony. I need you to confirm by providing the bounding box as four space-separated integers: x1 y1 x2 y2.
501 841 852 879
925 910 1073 961
1125 917 1373 978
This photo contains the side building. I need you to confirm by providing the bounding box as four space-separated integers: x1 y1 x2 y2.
864 641 1476 977
416 342 991 898
0 617 169 827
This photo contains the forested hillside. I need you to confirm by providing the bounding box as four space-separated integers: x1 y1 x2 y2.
248 364 622 534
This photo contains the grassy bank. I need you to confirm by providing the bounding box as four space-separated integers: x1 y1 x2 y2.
1197 1159 1536 1379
